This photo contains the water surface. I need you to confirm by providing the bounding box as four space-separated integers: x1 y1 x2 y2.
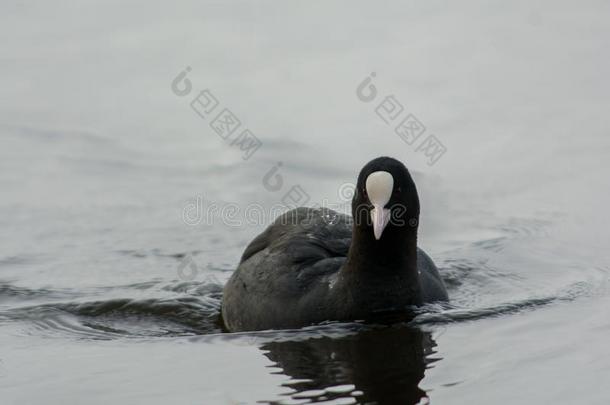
2 1 610 404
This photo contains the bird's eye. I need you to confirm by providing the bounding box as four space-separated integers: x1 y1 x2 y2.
362 188 368 198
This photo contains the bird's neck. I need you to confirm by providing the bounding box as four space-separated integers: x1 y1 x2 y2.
338 225 423 314
344 226 419 278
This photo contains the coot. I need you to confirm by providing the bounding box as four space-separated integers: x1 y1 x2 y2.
222 157 448 332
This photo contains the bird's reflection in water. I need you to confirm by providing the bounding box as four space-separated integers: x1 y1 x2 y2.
260 325 439 404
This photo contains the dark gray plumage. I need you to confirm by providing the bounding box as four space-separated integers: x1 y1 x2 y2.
222 157 448 332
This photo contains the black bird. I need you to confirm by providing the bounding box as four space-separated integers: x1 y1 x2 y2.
221 157 448 332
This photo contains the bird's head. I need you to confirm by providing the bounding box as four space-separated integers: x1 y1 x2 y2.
352 157 420 241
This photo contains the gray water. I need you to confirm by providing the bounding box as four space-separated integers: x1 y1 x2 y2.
2 1 610 404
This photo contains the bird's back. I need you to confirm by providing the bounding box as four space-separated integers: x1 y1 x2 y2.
221 207 352 330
